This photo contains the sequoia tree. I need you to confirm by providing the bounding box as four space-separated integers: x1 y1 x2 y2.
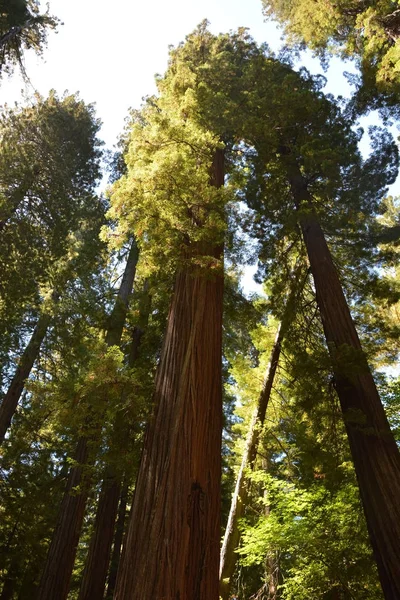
0 91 102 375
78 282 151 600
244 65 400 597
37 239 139 600
112 26 260 599
0 92 103 443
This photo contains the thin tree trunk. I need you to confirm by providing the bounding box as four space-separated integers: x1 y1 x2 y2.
36 239 139 600
0 311 51 444
219 324 283 600
78 474 121 600
105 481 129 600
285 157 400 600
78 287 151 600
114 150 224 600
219 269 304 599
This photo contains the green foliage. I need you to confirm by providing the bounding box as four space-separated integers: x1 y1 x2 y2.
2 22 400 600
262 0 400 113
0 0 59 80
239 476 382 599
0 90 103 370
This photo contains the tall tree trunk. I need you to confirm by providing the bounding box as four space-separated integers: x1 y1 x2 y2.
78 474 121 600
36 436 89 600
36 239 139 600
219 323 283 600
105 481 129 600
285 157 400 600
114 150 224 600
0 310 51 444
78 287 150 600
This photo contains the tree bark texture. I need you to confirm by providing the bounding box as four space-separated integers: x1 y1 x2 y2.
36 239 139 600
0 311 51 444
105 482 129 600
114 150 224 600
78 474 121 600
35 436 89 600
78 288 150 600
219 323 283 600
286 158 400 600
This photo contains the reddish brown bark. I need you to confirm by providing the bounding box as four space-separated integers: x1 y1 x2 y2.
105 482 129 600
114 150 224 600
78 286 150 600
78 474 121 600
0 311 51 444
36 240 138 600
35 436 89 600
285 158 400 600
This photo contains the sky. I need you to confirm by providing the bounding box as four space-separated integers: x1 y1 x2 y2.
2 0 397 294
1 0 355 149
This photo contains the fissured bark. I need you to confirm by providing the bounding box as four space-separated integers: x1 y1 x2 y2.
114 150 224 600
286 157 400 600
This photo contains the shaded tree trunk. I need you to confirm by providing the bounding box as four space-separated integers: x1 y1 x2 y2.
105 482 129 600
0 310 51 444
0 576 15 600
78 287 150 600
114 150 224 600
36 239 139 600
285 157 400 600
35 436 89 600
78 474 121 600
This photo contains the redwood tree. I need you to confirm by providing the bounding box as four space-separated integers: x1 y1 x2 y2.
245 67 400 597
37 240 139 600
110 25 277 597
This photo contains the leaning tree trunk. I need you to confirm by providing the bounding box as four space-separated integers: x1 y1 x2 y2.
114 150 224 600
36 239 139 600
78 288 151 600
285 157 400 600
220 269 303 599
220 324 283 600
0 310 51 444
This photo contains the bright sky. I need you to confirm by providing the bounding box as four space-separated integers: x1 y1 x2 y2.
2 0 397 296
1 0 354 149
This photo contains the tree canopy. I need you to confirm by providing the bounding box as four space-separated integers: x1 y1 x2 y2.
1 18 400 600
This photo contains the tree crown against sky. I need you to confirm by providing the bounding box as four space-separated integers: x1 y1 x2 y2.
0 0 59 81
262 0 400 116
1 15 400 600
